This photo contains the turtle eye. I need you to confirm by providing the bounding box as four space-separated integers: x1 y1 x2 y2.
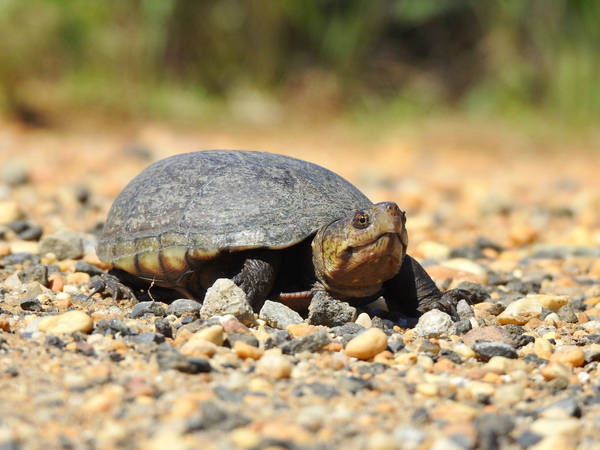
352 212 370 229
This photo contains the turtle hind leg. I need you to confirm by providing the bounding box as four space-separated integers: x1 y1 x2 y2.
231 250 281 310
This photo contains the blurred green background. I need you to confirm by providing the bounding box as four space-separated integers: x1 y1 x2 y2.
0 0 598 128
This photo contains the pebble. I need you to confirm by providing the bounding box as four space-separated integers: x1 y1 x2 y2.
355 312 372 328
307 291 357 326
286 323 321 338
38 230 84 260
194 325 224 345
414 309 456 337
259 300 303 329
456 299 474 320
540 361 571 381
38 310 93 335
156 346 211 374
415 240 451 260
180 337 218 358
472 341 517 361
441 258 488 277
234 341 263 360
200 278 255 326
529 294 569 312
497 296 543 325
529 418 581 436
256 353 292 378
0 200 23 224
130 301 165 318
345 328 388 360
550 346 585 367
165 299 202 317
281 329 330 354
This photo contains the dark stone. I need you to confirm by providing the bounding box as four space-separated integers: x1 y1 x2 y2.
515 431 542 448
2 252 40 265
5 367 18 377
387 338 405 353
74 261 104 276
281 329 330 354
557 304 578 323
45 335 65 349
156 346 211 374
440 349 463 364
450 246 484 260
571 297 586 312
307 291 357 327
292 383 339 399
538 397 581 418
7 220 43 241
338 376 372 393
154 318 173 338
370 316 395 333
127 332 165 345
475 237 503 253
455 319 472 335
474 413 514 450
190 401 249 431
502 324 534 348
504 279 541 295
226 333 259 348
19 298 41 311
331 322 364 339
166 299 201 317
17 264 48 286
264 329 290 349
109 352 124 362
95 318 137 337
75 342 95 356
523 353 548 366
472 341 517 361
214 385 244 403
411 407 430 424
181 315 195 325
130 301 166 318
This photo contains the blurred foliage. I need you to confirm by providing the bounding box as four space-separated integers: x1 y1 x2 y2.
0 0 598 125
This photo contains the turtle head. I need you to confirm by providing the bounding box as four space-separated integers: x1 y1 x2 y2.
312 202 408 298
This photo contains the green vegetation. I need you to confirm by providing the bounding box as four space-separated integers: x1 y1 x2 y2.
0 0 598 125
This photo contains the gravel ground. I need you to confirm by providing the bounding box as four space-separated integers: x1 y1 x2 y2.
1 121 600 449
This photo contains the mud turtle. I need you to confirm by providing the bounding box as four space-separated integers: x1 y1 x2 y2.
96 150 466 317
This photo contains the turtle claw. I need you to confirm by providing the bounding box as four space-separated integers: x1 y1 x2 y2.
417 288 471 321
87 273 137 302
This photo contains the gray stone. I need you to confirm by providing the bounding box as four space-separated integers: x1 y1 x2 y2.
456 299 474 320
1 160 29 186
156 345 211 374
165 299 202 317
259 300 303 329
538 398 581 417
557 304 578 323
584 346 600 364
130 301 165 318
17 264 48 286
20 298 42 312
200 278 255 326
472 341 517 361
414 309 456 337
281 329 330 354
307 291 357 327
38 230 84 260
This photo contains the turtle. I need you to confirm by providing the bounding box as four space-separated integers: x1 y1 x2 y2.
94 150 468 318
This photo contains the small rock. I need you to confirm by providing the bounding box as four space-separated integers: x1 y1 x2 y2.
455 281 490 304
556 305 578 323
234 341 263 360
281 329 330 354
455 319 472 334
194 325 224 345
20 298 42 311
226 333 259 348
345 328 388 360
259 300 303 329
583 343 600 363
256 353 292 378
95 318 136 336
528 294 569 312
474 413 514 450
540 361 571 381
550 346 585 368
38 310 93 335
17 264 48 286
497 296 542 325
307 291 357 327
130 301 165 318
456 299 475 320
38 230 85 260
156 345 211 373
539 398 581 418
201 278 255 326
165 299 202 317
441 258 488 277
180 337 218 358
222 317 252 335
8 220 43 241
287 323 321 338
414 309 456 338
0 200 23 224
582 320 600 333
154 318 173 338
355 312 372 328
529 418 581 436
472 341 517 361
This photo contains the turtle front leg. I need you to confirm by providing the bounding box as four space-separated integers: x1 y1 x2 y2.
383 255 471 320
232 251 281 310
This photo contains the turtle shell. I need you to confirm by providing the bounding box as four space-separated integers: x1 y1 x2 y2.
97 150 372 280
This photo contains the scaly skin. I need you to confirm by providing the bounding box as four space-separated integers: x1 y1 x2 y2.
312 202 408 298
